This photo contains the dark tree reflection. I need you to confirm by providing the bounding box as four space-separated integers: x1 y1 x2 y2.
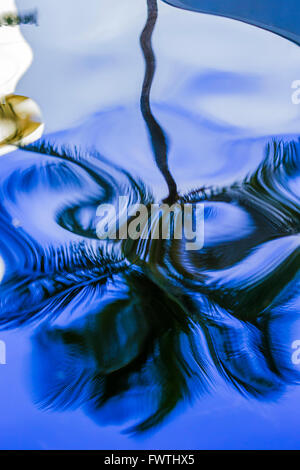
0 136 298 433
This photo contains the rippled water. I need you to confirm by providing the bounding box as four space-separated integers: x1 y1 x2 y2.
0 0 299 449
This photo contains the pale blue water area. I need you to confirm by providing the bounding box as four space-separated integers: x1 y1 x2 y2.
0 0 298 449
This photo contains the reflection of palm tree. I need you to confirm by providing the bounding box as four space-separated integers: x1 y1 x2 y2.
140 0 178 203
0 137 299 433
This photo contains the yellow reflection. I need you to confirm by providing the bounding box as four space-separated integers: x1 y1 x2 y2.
0 0 43 155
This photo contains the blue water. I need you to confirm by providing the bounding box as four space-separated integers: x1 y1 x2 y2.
0 0 299 449
164 0 300 45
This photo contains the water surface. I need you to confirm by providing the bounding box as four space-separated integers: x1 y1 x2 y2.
0 0 299 449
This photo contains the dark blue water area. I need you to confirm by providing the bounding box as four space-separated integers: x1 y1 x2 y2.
163 0 300 45
0 0 298 449
2 326 300 450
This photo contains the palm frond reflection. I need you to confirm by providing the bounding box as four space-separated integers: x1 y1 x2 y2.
0 137 299 433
